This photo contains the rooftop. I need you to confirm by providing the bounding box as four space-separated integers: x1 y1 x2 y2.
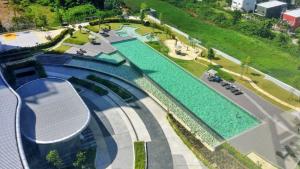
0 72 28 169
284 8 300 17
257 1 287 8
17 78 90 144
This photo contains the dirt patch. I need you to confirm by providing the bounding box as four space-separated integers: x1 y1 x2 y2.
0 1 18 30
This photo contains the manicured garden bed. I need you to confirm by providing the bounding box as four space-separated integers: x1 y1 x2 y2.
68 77 108 96
134 141 146 169
167 113 261 169
87 74 133 101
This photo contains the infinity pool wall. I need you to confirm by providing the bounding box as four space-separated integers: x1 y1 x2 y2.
113 39 259 139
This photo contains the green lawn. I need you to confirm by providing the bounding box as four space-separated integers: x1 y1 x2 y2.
134 141 146 169
64 31 89 45
50 45 71 54
124 0 300 90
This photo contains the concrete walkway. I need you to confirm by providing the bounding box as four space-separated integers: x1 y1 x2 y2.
82 91 134 169
44 65 206 169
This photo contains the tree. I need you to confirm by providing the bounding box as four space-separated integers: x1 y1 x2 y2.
0 21 6 33
73 151 87 169
140 2 147 22
295 27 300 38
140 10 145 22
98 12 106 31
140 2 148 12
35 15 48 28
159 13 164 25
78 25 82 33
68 28 74 37
276 33 289 46
232 10 242 25
207 48 215 63
46 150 64 169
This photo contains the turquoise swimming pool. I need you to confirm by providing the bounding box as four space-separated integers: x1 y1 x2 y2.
113 39 259 139
95 52 125 65
116 26 158 42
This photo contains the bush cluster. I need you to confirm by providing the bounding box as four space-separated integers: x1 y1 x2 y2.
87 74 133 100
68 77 108 96
89 18 142 26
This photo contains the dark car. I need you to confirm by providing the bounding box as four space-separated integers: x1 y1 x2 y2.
213 76 223 83
221 81 229 86
234 91 243 95
225 84 234 90
231 87 239 93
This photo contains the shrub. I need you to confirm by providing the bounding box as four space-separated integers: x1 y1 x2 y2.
134 141 145 169
89 18 142 26
87 74 133 100
68 77 108 96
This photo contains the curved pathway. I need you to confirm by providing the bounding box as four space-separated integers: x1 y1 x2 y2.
44 65 206 169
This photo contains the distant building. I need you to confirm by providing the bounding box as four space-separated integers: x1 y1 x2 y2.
231 0 257 12
256 1 287 18
282 9 300 30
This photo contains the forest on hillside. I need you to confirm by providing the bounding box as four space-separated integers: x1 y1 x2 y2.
0 0 125 31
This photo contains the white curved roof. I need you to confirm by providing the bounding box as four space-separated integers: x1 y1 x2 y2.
0 72 28 169
17 78 90 144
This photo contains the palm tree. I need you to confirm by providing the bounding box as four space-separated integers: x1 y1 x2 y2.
207 48 215 64
78 25 82 33
240 61 246 79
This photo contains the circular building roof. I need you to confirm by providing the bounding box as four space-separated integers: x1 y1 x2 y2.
17 78 90 144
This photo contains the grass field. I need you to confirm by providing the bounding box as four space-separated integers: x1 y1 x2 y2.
64 31 89 45
124 0 300 90
50 45 71 54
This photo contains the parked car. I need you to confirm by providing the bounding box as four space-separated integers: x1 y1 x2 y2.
221 81 229 86
231 87 239 93
234 91 243 95
213 76 222 83
225 84 234 90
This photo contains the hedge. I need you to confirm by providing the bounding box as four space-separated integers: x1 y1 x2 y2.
87 74 133 101
68 77 108 96
89 18 143 26
134 141 146 169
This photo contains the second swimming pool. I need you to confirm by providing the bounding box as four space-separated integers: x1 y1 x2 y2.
113 39 259 139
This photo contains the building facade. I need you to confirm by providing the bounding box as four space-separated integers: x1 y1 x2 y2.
231 0 257 12
256 1 287 18
283 9 300 30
